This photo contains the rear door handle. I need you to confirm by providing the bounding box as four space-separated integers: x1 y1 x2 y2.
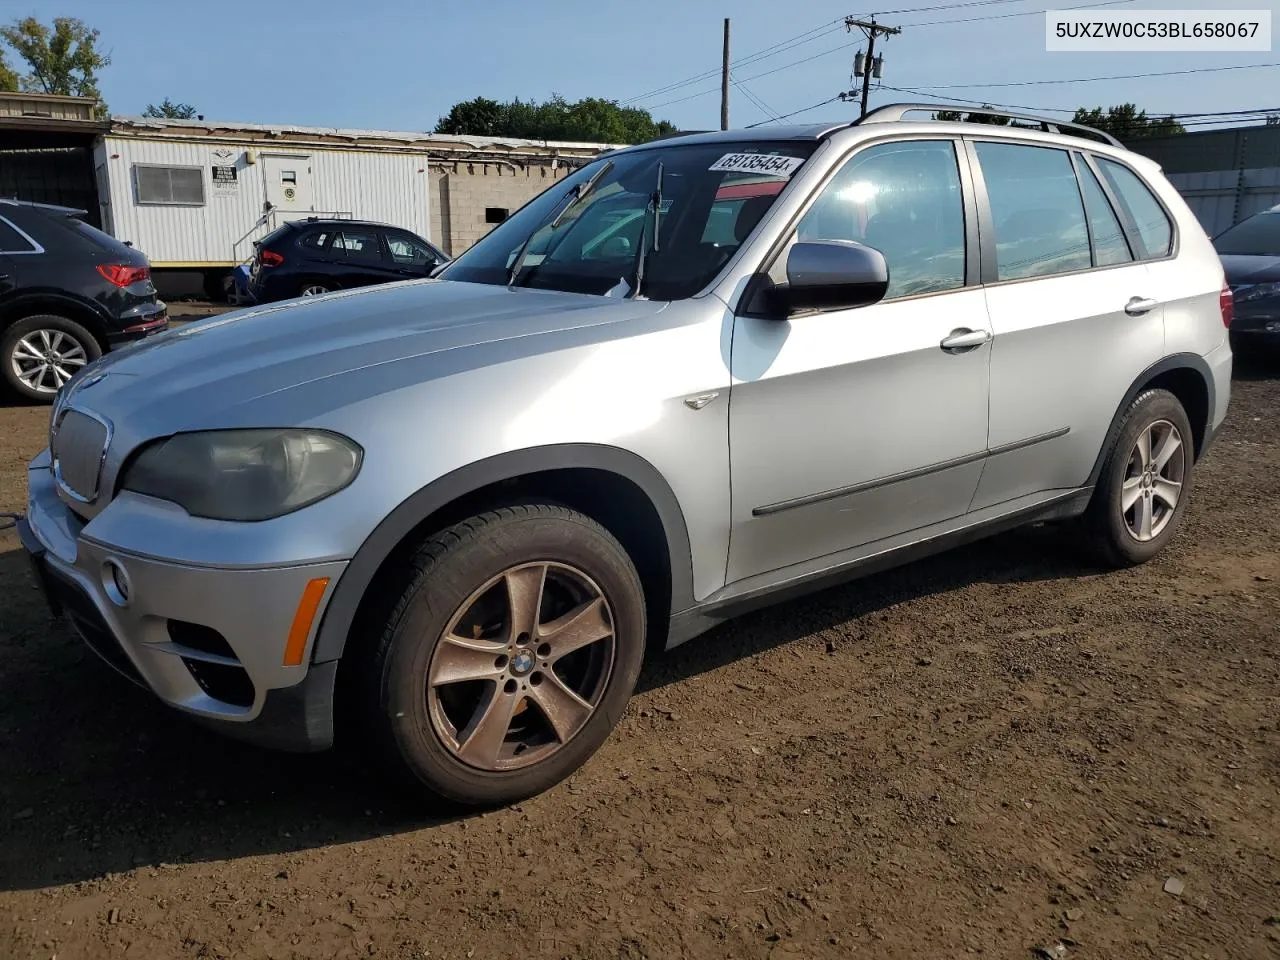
1125 296 1159 316
940 328 992 352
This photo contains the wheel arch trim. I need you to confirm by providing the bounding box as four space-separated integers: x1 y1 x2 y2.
0 290 112 338
1085 352 1215 489
310 443 695 663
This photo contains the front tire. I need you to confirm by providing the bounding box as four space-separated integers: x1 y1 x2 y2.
1082 388 1195 567
1 314 101 402
359 503 646 807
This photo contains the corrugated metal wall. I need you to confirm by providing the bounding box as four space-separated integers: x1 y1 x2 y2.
1129 125 1280 236
100 137 430 266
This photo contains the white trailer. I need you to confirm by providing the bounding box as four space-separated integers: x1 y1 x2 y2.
96 124 433 272
89 116 613 296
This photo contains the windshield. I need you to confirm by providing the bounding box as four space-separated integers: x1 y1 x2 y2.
438 140 818 300
1214 212 1280 257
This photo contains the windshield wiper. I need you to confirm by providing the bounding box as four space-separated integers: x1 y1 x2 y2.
628 161 664 300
507 159 615 287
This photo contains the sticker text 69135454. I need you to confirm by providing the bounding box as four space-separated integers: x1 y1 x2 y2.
708 153 806 177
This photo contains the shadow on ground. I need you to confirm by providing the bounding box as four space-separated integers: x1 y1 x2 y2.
0 520 1093 893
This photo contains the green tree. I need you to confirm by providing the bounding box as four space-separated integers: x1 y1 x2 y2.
933 106 1010 125
143 97 198 119
436 94 676 143
0 47 18 91
1073 104 1185 140
0 16 108 105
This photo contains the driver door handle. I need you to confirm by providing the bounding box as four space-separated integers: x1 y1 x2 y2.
1125 296 1159 316
940 328 992 352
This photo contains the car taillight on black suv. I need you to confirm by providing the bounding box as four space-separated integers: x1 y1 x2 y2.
259 248 285 267
96 263 151 287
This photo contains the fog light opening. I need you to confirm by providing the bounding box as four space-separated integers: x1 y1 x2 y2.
102 558 133 607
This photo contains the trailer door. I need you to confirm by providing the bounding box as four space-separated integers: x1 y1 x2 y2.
263 154 313 215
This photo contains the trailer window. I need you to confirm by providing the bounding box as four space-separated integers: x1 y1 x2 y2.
134 164 205 206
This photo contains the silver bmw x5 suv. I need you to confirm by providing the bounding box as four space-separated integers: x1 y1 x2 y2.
19 105 1232 806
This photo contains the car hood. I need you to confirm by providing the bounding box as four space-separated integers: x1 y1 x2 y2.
61 279 668 432
1220 254 1280 285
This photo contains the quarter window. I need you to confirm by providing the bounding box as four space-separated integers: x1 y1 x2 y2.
134 165 205 205
1096 157 1174 260
974 142 1091 281
1075 158 1132 267
300 230 333 250
0 217 36 253
793 139 966 299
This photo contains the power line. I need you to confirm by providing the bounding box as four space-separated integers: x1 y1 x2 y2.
849 0 1033 15
622 2 1054 107
732 75 781 121
897 0 1133 27
619 18 847 105
900 61 1280 90
744 95 844 127
635 0 1139 112
881 86 1280 120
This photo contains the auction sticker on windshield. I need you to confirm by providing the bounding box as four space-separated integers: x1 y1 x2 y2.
709 153 805 177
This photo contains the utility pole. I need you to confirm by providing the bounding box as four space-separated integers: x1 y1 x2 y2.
845 16 900 119
720 18 731 130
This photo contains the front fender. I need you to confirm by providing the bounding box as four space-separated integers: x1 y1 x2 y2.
310 443 695 663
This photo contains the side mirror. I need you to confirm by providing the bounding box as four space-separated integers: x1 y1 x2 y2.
772 239 889 313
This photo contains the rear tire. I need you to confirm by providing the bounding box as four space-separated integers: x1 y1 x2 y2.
1 314 102 403
298 282 331 297
357 503 646 808
1081 388 1194 567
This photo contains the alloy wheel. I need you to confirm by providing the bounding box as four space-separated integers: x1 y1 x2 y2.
10 329 89 395
301 285 329 296
1121 418 1185 542
426 561 616 772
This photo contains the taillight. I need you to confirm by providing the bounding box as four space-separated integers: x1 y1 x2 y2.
1220 279 1234 329
96 263 150 287
259 248 284 267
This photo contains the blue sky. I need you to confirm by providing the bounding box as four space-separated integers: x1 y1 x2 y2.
23 0 1280 134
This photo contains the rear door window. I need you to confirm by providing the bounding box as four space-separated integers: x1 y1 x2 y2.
973 141 1091 281
330 229 382 261
1074 158 1132 267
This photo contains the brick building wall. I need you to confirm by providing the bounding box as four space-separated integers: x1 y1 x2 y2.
430 160 576 256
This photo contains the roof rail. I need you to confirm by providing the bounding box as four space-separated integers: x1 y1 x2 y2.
857 102 1123 148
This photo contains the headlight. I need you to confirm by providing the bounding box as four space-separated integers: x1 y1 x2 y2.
1234 281 1280 303
120 428 362 521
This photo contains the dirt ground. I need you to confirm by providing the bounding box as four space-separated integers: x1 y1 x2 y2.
1 330 1278 960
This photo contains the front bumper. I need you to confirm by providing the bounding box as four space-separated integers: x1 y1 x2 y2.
20 454 347 752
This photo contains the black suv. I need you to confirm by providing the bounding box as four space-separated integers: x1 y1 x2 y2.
247 218 449 304
0 200 168 402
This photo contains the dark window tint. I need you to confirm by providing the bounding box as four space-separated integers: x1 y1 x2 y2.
134 165 205 205
794 140 965 299
300 230 333 250
385 232 436 265
0 217 36 252
1076 159 1132 267
1213 212 1280 257
331 229 381 261
976 142 1090 281
1096 158 1173 259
